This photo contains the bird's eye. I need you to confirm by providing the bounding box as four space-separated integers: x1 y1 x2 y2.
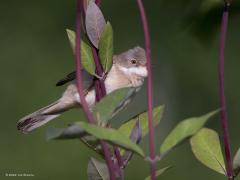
130 59 137 64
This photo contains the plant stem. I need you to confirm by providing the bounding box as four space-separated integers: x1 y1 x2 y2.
75 1 116 179
95 0 101 6
92 48 106 100
81 0 106 99
114 146 124 168
218 2 234 180
136 0 156 180
75 1 94 124
87 1 124 177
92 45 124 179
86 1 123 177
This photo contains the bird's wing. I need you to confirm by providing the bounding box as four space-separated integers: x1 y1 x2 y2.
56 70 94 90
56 71 76 86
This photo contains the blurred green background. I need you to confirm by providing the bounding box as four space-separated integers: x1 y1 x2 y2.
0 0 240 179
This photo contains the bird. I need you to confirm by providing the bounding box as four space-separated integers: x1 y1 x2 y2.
17 46 147 134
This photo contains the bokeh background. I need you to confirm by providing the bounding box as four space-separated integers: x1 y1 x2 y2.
0 0 240 179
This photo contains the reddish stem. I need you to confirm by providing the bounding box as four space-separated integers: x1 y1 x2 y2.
75 1 94 123
95 0 101 6
92 47 123 178
136 0 156 180
75 1 116 180
86 1 123 177
218 2 234 180
114 146 124 168
92 48 106 100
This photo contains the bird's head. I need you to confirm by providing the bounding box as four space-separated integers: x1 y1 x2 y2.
113 46 147 79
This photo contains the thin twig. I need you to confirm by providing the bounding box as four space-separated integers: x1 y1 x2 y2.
218 2 234 180
75 1 116 179
136 0 156 180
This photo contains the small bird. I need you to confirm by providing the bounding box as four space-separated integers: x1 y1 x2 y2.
17 46 147 133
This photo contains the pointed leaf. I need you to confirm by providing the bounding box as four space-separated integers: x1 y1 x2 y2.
46 125 104 156
66 29 77 52
160 110 218 154
233 148 240 176
190 128 226 175
93 88 134 123
118 106 165 138
86 1 106 48
46 125 86 140
66 29 96 75
129 118 142 144
144 166 172 180
87 157 109 180
77 121 145 157
122 119 142 167
99 22 113 72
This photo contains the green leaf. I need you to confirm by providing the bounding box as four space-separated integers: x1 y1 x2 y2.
144 166 172 180
122 119 142 167
46 125 103 156
46 125 86 140
87 157 109 180
85 1 106 48
160 110 218 154
118 105 165 138
93 88 133 123
190 128 226 175
66 29 76 52
77 121 145 157
66 29 96 75
99 22 113 72
233 148 240 176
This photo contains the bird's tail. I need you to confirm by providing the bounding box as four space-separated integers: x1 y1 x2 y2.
17 100 68 134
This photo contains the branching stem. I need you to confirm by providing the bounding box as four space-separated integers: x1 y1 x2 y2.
75 1 116 179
